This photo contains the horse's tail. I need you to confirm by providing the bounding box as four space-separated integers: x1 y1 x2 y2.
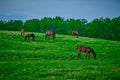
90 49 96 59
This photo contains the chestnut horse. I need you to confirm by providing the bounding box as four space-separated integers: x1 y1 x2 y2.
76 46 96 59
72 30 79 38
25 33 35 41
20 29 25 36
45 30 55 40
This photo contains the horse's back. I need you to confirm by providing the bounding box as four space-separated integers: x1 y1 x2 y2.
26 33 35 37
73 31 78 35
46 30 55 35
77 46 91 53
31 33 35 37
21 29 25 32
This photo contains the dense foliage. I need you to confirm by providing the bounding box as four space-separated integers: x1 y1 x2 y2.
0 16 120 41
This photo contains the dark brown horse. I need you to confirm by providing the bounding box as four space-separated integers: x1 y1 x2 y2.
76 46 96 59
20 29 25 36
45 30 55 40
25 33 35 41
72 30 79 38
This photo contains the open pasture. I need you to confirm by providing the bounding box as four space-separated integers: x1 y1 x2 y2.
0 30 120 80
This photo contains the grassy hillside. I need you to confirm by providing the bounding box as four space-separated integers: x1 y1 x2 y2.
0 30 120 80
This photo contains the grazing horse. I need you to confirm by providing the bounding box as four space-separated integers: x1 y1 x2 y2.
20 29 25 36
72 30 79 38
25 33 35 41
45 30 55 40
76 46 96 59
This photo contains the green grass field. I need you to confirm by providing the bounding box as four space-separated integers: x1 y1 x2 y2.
0 30 120 80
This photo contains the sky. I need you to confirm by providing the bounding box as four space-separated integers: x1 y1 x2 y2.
0 0 120 21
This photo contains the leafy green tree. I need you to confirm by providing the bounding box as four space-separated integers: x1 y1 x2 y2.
6 20 23 31
24 19 41 32
0 16 120 41
0 20 7 30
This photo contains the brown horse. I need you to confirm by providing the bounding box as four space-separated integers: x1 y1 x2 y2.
76 46 96 59
20 29 25 36
25 33 35 41
72 30 79 38
45 30 55 40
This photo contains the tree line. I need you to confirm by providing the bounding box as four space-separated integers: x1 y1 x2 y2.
0 16 120 41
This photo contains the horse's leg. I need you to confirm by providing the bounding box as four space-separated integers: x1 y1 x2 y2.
48 35 50 39
77 35 79 38
25 36 27 41
73 34 75 37
52 35 54 40
21 32 22 35
72 34 74 37
28 37 30 41
85 53 90 59
32 36 34 41
53 35 55 40
23 32 25 36
78 51 81 59
85 54 88 58
45 35 47 40
53 36 54 40
88 53 90 59
26 37 28 41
